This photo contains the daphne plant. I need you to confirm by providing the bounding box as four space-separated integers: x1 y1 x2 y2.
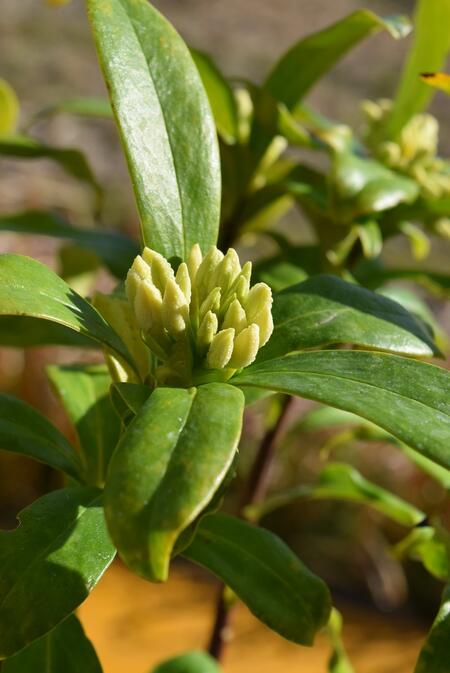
0 1 450 672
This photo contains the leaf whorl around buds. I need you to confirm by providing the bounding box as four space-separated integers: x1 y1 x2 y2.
126 245 273 385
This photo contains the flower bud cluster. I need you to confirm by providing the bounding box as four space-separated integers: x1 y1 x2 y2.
126 245 273 384
362 99 450 199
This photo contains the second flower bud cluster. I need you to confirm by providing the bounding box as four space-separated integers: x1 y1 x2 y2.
126 244 273 383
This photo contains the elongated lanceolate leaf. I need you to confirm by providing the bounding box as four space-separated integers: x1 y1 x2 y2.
104 383 244 582
0 393 82 480
0 211 139 279
152 651 221 673
247 462 424 527
47 364 120 486
257 274 439 362
415 585 450 673
0 487 115 659
264 11 410 111
184 513 331 645
0 135 100 197
2 614 103 673
0 254 134 367
87 0 221 259
234 350 450 469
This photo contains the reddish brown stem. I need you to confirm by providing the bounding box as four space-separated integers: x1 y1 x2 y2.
207 395 294 661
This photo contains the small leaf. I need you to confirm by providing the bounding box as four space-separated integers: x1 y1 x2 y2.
0 79 19 135
0 254 134 368
246 462 425 527
2 614 103 673
257 275 440 362
387 0 450 136
104 383 244 581
326 609 354 673
184 513 331 645
87 0 221 258
47 364 120 485
0 487 115 658
0 393 82 481
0 135 100 198
394 526 450 581
234 350 450 469
151 651 221 673
415 585 450 673
110 382 151 424
0 211 139 279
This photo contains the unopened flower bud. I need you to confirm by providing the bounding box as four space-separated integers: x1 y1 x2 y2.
222 298 247 333
162 279 189 338
207 328 235 369
196 247 224 296
175 262 191 303
197 310 218 351
228 324 260 369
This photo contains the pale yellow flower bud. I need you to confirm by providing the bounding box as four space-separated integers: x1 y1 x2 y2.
206 328 235 369
134 280 162 333
222 298 247 333
197 310 219 351
252 305 274 347
196 247 224 297
142 248 174 292
245 283 273 346
162 279 189 338
228 324 260 369
199 287 221 319
187 243 203 282
214 248 241 293
175 262 191 303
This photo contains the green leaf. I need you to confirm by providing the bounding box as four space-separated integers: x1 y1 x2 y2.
34 97 113 122
0 487 115 659
0 254 134 367
0 211 139 279
234 350 450 469
246 462 425 527
47 364 120 486
183 513 331 645
0 135 100 198
387 0 450 137
0 393 82 481
264 11 410 111
326 609 354 673
191 49 238 144
110 382 151 424
2 614 103 673
104 383 244 582
257 275 440 362
415 585 450 673
0 79 19 135
394 526 450 582
332 153 419 217
0 316 95 348
151 651 221 673
87 0 221 259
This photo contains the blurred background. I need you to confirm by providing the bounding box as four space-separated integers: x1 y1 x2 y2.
1 1 449 671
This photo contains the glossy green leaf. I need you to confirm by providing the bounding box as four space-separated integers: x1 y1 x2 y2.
47 364 120 485
0 393 82 481
0 135 100 197
87 0 221 259
326 609 354 673
264 11 410 111
110 382 151 424
184 513 331 645
246 462 424 527
0 79 19 135
332 153 419 217
0 211 139 279
0 315 95 348
191 49 238 144
234 350 450 469
0 487 115 659
151 651 221 673
415 585 450 673
0 254 134 367
2 614 103 673
353 259 450 297
387 0 450 137
394 526 450 582
257 275 440 362
104 383 244 582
